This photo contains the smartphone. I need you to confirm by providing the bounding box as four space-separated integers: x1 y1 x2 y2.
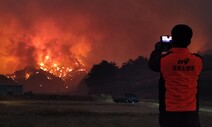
160 35 172 43
160 35 172 51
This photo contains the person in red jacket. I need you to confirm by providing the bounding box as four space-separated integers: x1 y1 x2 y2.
148 24 202 127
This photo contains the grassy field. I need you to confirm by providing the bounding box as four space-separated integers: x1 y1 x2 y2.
0 100 211 127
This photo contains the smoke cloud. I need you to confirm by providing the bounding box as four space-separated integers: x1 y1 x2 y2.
0 0 211 74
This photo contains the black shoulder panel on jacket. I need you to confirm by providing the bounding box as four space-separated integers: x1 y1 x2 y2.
148 51 172 72
161 51 173 59
192 53 203 59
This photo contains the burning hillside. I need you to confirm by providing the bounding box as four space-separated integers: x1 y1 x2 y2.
0 18 91 75
1 20 89 93
7 67 87 94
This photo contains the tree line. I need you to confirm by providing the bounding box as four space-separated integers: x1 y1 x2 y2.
77 54 212 100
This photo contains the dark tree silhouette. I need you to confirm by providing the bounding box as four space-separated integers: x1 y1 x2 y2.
87 60 118 81
84 60 119 94
121 56 149 75
202 54 212 71
199 54 212 101
82 57 159 97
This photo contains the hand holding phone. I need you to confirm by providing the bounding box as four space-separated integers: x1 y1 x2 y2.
160 35 172 51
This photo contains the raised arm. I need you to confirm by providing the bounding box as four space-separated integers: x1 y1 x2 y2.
148 42 163 72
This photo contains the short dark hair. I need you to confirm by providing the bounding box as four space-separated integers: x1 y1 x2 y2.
171 24 193 47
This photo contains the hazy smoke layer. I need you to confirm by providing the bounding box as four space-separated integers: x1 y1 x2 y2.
0 0 211 74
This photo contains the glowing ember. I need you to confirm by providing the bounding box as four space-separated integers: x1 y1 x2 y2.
25 73 31 80
47 76 52 80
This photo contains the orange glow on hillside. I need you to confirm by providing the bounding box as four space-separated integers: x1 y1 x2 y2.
0 17 91 77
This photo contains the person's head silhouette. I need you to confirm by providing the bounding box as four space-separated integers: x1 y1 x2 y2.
171 24 193 48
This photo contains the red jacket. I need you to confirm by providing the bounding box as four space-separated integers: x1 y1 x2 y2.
149 48 202 112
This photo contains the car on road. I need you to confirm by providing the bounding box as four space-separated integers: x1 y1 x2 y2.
113 93 139 103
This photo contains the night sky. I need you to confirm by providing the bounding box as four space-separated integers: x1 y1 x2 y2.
0 0 211 74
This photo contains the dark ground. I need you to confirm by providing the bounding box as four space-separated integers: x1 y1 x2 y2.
0 100 211 127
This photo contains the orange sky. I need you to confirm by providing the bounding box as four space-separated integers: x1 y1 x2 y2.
0 0 211 74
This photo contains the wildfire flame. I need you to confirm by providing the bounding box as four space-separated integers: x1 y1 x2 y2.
39 55 86 78
0 15 92 77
